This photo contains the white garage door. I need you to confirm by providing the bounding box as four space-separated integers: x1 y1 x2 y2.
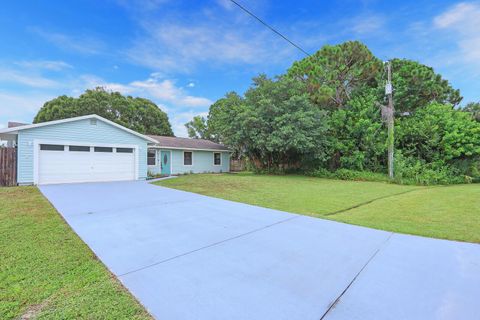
38 144 136 184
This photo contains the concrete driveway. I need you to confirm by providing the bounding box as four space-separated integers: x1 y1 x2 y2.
40 181 480 320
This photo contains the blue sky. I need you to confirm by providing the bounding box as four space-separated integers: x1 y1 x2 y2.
0 0 479 136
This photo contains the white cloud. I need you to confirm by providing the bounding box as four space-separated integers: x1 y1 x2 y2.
0 67 59 88
127 76 212 107
170 110 209 137
187 82 195 88
30 27 105 55
0 91 54 125
125 2 297 72
433 3 477 28
350 14 386 35
71 73 212 135
433 2 480 63
15 60 73 71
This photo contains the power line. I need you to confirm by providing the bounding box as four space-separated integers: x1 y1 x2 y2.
228 0 311 57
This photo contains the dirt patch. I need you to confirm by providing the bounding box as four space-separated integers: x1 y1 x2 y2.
19 299 50 320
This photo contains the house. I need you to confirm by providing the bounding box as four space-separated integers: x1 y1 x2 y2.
147 135 230 175
0 114 230 185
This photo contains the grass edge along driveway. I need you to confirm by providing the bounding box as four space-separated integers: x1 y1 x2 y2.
0 186 151 320
156 173 480 243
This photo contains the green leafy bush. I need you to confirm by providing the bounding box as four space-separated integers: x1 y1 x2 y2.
308 168 390 183
393 152 466 185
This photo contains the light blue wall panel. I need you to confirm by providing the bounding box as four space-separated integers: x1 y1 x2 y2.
17 119 148 184
170 149 230 174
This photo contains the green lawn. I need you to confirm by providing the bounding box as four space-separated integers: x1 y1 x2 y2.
0 187 151 320
156 173 480 243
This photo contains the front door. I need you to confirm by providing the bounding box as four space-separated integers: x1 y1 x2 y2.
160 151 171 175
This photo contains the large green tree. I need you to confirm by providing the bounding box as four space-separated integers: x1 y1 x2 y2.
287 41 382 109
34 87 173 136
326 90 387 171
238 75 329 170
388 59 462 113
185 116 210 139
207 92 246 151
462 102 480 122
397 103 480 171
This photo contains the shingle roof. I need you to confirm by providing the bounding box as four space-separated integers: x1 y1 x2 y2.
7 121 28 128
148 135 230 151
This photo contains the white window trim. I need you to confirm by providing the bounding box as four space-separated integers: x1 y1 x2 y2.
147 149 157 166
33 139 139 185
213 152 222 166
183 151 194 166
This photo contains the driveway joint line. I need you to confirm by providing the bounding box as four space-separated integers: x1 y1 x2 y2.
323 189 421 216
118 215 301 277
319 232 394 320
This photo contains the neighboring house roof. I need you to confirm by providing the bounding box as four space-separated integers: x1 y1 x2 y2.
0 114 157 143
148 135 230 151
8 121 28 128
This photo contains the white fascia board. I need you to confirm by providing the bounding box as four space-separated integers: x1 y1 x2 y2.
0 114 157 143
148 145 231 152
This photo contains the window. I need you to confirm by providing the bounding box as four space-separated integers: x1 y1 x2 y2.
40 144 64 151
183 151 193 166
213 152 221 165
90 119 97 125
148 150 156 165
117 147 134 153
94 147 113 153
69 146 90 152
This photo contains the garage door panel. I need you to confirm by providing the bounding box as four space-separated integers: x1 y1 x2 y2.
38 145 136 184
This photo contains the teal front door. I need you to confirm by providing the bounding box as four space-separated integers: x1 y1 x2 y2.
160 151 171 175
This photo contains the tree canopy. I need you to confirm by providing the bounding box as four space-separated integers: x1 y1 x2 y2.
287 41 382 109
184 41 479 184
462 102 480 122
388 59 462 112
185 116 210 139
34 87 173 136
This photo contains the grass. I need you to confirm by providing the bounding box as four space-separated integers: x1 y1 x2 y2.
0 187 151 320
156 173 480 243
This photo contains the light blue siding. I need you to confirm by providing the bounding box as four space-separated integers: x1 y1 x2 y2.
17 118 148 184
148 148 230 175
171 149 230 174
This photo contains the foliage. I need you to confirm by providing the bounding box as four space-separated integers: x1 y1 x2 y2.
238 75 329 170
185 115 210 139
287 41 382 109
185 41 479 184
156 173 480 243
325 90 386 171
307 168 390 183
388 59 462 112
0 187 151 319
393 152 466 185
462 102 480 122
396 103 480 164
206 91 246 153
34 87 173 136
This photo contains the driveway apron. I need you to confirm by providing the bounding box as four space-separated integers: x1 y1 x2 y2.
39 181 480 320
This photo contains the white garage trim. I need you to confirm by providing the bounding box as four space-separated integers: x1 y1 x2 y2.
33 139 139 185
1 114 157 143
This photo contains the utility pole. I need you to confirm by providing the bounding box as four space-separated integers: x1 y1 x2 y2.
385 61 394 179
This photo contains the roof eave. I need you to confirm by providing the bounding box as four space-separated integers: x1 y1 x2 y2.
0 114 157 143
148 144 231 152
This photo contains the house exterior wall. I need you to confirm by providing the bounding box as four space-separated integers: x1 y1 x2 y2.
17 118 148 184
147 148 230 175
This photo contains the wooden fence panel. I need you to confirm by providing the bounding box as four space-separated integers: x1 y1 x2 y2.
230 159 246 172
0 148 17 186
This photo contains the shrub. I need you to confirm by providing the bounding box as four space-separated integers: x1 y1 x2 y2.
393 152 466 185
307 168 390 183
